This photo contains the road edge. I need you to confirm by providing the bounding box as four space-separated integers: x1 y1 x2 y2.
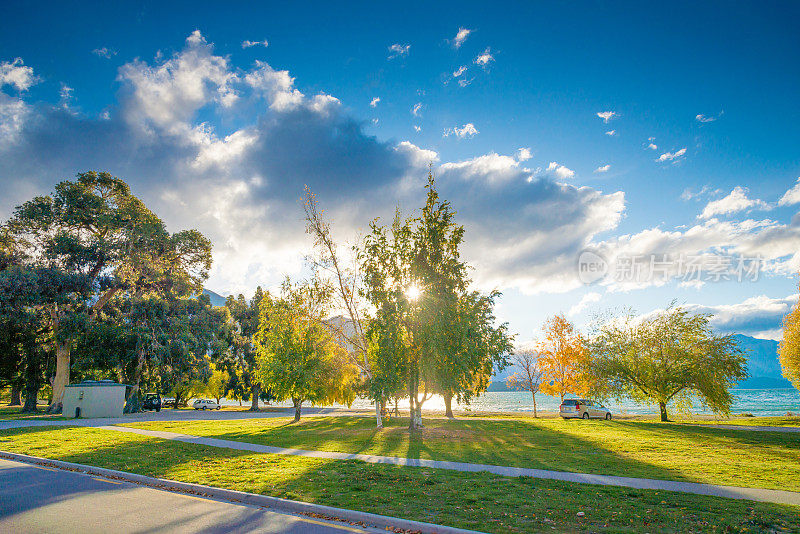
0 449 485 534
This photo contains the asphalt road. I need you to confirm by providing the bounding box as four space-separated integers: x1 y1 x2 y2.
0 459 378 533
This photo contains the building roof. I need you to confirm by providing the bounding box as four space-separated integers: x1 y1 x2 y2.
66 379 129 388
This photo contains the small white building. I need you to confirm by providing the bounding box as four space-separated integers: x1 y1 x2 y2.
62 380 127 419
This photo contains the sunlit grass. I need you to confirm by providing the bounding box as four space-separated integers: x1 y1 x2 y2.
0 425 797 533
124 415 800 491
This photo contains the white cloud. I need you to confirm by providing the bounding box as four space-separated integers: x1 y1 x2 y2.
242 39 269 49
647 143 658 150
605 130 616 136
569 292 602 316
244 61 303 112
451 27 472 49
0 58 37 91
699 186 770 219
657 148 687 162
453 65 467 77
596 111 616 123
444 123 478 139
545 161 575 180
695 112 722 123
388 43 410 59
778 177 800 207
413 125 421 132
369 97 380 108
474 48 494 67
92 47 117 59
594 164 611 173
516 147 532 162
683 294 797 339
411 102 422 117
457 77 473 87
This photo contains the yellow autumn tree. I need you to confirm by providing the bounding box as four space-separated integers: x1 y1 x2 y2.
538 314 590 402
779 282 800 389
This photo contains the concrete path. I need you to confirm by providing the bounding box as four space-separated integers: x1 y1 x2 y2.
0 457 382 534
84 424 800 507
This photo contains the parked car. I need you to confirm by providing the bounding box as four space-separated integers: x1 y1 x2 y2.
141 393 162 412
161 397 176 408
193 399 220 410
560 399 612 420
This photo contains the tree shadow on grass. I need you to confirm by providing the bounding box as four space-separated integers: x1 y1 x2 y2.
2 425 799 534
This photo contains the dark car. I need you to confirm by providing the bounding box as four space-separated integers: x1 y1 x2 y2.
142 393 162 412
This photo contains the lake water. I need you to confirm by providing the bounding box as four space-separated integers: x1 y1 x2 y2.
267 388 800 417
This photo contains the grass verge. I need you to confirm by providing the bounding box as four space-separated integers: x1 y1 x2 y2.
123 415 800 492
0 425 798 533
0 405 67 421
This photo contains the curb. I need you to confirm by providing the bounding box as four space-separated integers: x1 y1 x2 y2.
0 450 484 534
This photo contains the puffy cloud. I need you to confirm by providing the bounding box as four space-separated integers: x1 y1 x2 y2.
516 147 532 162
451 27 472 49
411 102 422 116
474 48 494 67
0 30 628 298
443 123 478 139
778 177 800 207
569 292 602 316
0 58 37 91
388 43 410 59
594 164 610 173
242 39 269 48
657 148 687 162
92 47 117 59
685 295 797 339
605 130 616 136
596 111 616 123
545 161 575 180
369 97 380 108
453 65 467 77
700 186 770 219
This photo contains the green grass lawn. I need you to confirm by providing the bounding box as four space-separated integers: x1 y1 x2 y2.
123 415 800 492
682 416 800 428
0 405 67 421
0 426 797 534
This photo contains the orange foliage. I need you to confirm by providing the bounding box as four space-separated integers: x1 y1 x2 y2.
538 314 590 401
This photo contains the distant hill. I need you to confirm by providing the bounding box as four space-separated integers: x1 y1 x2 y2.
489 333 792 392
201 288 228 307
732 334 792 388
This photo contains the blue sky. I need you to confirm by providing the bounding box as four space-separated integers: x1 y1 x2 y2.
1 1 799 342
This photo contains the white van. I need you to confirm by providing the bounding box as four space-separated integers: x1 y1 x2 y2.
559 399 612 420
192 399 221 410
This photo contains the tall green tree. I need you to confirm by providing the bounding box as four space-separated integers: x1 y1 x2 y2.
6 172 211 412
255 278 357 422
587 306 747 421
361 173 511 429
224 288 270 410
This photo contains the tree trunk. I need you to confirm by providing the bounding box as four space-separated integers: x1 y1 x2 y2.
444 393 454 419
408 380 417 430
532 391 538 418
8 384 21 406
124 345 147 413
659 402 669 422
22 346 41 414
47 341 70 414
393 397 400 416
293 398 302 422
249 383 260 411
374 396 383 429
